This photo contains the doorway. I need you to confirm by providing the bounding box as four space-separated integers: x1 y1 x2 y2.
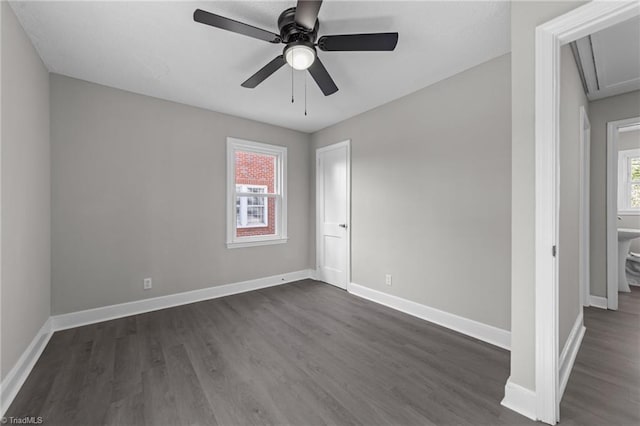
535 2 640 423
607 116 640 310
316 140 351 289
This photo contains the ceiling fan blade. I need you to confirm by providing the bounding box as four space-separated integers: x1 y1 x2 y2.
295 0 323 30
318 33 399 51
241 56 287 88
308 57 338 96
194 9 281 43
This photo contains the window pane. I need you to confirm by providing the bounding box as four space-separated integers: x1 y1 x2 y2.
246 205 266 225
632 184 640 208
235 196 276 237
631 157 640 182
235 151 276 193
234 150 277 236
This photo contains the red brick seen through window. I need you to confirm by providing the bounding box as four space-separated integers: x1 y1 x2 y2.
235 151 276 237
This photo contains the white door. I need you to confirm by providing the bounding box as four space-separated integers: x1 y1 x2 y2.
316 141 350 289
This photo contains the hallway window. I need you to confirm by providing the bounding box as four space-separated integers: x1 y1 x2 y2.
618 148 640 213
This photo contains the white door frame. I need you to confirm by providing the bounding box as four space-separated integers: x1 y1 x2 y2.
315 140 351 289
535 1 640 424
579 106 591 308
607 116 640 310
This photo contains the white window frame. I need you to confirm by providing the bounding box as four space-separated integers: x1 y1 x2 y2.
617 148 640 215
236 184 269 228
226 137 287 248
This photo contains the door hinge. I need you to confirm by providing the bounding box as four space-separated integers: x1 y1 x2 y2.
552 245 557 257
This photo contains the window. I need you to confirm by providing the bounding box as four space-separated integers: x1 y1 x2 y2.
618 148 640 214
227 138 287 248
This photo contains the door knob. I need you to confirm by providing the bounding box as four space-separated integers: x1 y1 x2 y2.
339 224 348 229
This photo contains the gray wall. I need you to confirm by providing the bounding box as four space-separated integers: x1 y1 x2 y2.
1 2 51 380
311 54 512 331
510 1 585 391
617 129 640 252
558 45 588 352
51 74 312 315
589 90 640 297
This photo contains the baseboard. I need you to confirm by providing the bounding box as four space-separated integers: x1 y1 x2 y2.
558 312 585 402
309 268 318 280
588 295 608 309
501 377 537 421
0 318 53 416
348 282 511 350
52 269 313 331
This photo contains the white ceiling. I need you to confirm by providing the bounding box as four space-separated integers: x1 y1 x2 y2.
573 15 640 101
10 1 510 133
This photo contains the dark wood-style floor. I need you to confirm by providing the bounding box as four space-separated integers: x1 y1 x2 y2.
6 281 638 425
7 280 530 425
560 286 640 425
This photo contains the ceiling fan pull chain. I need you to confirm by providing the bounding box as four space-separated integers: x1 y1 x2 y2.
304 72 308 116
291 60 294 103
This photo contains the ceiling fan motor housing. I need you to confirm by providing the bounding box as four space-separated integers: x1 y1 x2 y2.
278 7 319 44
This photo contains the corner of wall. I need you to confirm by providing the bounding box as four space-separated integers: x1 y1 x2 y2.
0 0 52 386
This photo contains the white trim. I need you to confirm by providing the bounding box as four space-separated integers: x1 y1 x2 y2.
558 313 585 403
607 121 618 310
535 17 561 424
0 0 3 415
579 106 591 307
588 295 608 309
308 268 318 281
0 318 53 416
226 238 287 249
226 137 287 249
51 269 312 331
501 378 537 421
534 2 640 423
348 282 510 350
607 117 640 310
315 140 351 290
620 123 640 133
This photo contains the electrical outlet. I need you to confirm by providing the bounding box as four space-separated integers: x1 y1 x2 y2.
143 278 152 290
385 274 392 286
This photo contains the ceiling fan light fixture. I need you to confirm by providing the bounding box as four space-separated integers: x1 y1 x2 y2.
284 44 316 70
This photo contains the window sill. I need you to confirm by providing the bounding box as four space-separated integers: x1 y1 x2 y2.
226 238 288 249
618 210 640 216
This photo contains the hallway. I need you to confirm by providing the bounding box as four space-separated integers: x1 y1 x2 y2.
560 287 640 425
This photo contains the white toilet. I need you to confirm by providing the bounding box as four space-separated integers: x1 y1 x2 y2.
626 252 640 287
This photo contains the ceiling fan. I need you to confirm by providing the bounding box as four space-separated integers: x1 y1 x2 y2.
193 0 399 96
